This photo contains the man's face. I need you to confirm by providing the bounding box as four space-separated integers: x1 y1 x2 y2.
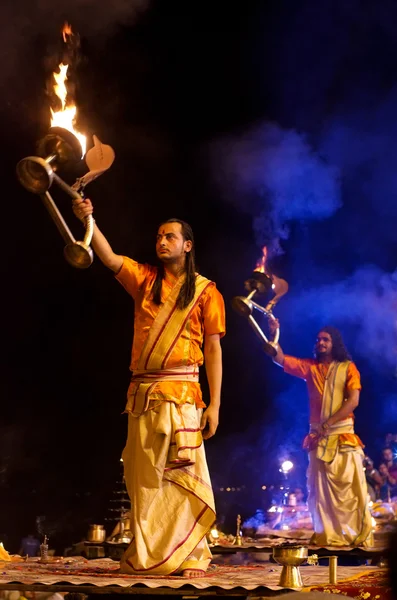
383 448 393 463
379 463 388 476
156 222 192 264
315 331 333 359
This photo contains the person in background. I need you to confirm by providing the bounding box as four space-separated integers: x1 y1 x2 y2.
364 457 383 501
268 321 372 547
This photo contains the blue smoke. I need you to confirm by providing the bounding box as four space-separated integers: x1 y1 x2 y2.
210 118 397 378
284 265 397 371
211 122 341 252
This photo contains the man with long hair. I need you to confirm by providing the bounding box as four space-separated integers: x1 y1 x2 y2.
269 322 372 547
73 198 225 576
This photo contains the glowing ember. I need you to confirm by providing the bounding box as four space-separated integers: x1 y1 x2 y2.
254 246 268 274
50 23 86 157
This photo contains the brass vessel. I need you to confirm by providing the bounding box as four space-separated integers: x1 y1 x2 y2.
272 545 308 588
87 524 106 543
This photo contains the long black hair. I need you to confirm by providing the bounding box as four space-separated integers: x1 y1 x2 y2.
152 218 197 310
316 326 352 362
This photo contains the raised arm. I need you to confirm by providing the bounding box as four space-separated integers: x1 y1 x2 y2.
268 317 285 366
73 197 123 273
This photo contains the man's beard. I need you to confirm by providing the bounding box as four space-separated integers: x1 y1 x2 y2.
158 251 185 265
316 349 332 361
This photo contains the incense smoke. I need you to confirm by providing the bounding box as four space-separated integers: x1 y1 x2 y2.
210 117 397 374
211 122 341 253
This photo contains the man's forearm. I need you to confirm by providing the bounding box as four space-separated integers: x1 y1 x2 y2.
272 344 285 367
91 223 123 273
204 345 222 408
326 392 359 426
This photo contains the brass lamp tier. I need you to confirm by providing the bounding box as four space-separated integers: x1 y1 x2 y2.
16 126 94 269
232 271 279 357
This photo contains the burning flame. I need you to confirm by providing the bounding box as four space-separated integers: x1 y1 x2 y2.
50 23 86 156
62 22 73 42
0 542 11 561
254 246 268 274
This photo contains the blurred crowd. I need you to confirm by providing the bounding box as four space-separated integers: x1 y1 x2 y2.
365 434 397 501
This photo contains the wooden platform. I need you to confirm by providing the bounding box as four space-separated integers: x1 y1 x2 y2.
0 558 388 599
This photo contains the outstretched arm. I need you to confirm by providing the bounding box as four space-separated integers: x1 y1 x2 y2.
272 344 285 367
201 333 222 439
268 317 285 366
73 197 123 273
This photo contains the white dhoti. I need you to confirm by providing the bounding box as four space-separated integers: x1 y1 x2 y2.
307 420 372 547
120 399 215 575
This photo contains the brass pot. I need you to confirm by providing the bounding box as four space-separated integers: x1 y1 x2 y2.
87 524 106 543
273 546 308 588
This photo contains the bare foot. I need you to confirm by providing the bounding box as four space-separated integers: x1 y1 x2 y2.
182 569 205 578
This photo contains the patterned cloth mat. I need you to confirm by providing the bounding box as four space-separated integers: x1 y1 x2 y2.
304 568 392 600
0 558 383 591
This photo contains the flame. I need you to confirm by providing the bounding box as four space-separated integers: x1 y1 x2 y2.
0 542 11 561
50 24 86 157
62 22 73 42
254 246 268 274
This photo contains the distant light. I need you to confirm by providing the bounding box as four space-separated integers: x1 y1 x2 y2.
210 527 219 539
226 487 231 492
231 487 236 491
120 458 123 462
268 506 277 513
369 500 373 507
271 283 276 289
277 507 284 513
281 524 290 530
280 460 294 474
261 485 267 490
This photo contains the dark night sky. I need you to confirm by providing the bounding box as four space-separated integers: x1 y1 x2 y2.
1 0 397 550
